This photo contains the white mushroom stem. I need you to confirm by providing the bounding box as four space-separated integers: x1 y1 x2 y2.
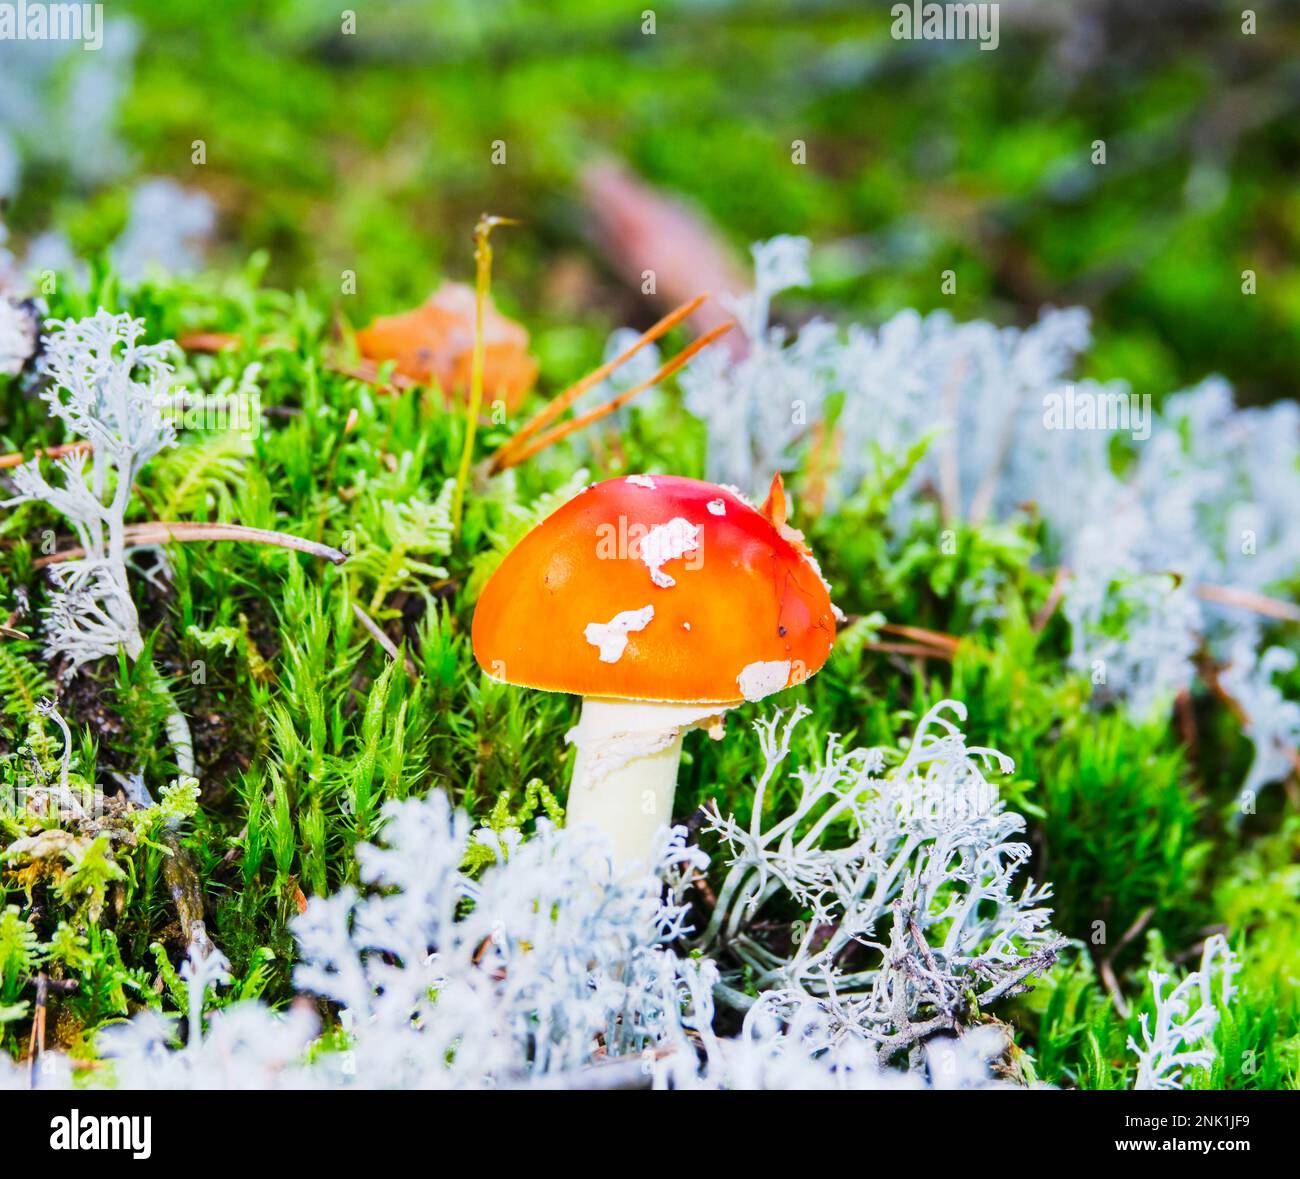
565 697 725 869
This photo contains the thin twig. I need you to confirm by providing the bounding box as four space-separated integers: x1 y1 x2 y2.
25 975 76 1089
879 622 961 653
327 355 417 394
1194 582 1300 624
0 441 91 470
835 617 960 662
352 602 418 678
1098 906 1154 1021
177 332 288 353
1032 566 1070 633
27 973 47 1088
36 522 348 568
1042 568 1300 627
862 640 954 661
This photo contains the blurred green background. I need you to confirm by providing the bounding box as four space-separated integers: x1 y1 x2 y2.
5 0 1299 402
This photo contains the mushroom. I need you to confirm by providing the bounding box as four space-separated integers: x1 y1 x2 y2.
472 472 837 867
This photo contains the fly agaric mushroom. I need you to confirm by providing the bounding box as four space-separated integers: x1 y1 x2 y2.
472 472 836 867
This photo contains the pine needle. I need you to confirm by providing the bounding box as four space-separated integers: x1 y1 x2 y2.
490 293 709 471
491 317 733 472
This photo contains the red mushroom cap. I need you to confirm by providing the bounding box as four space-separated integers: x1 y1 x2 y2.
472 474 836 704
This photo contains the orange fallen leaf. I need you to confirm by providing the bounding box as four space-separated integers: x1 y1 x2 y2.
356 281 538 411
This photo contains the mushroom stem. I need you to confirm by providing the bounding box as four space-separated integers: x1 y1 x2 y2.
565 698 721 869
